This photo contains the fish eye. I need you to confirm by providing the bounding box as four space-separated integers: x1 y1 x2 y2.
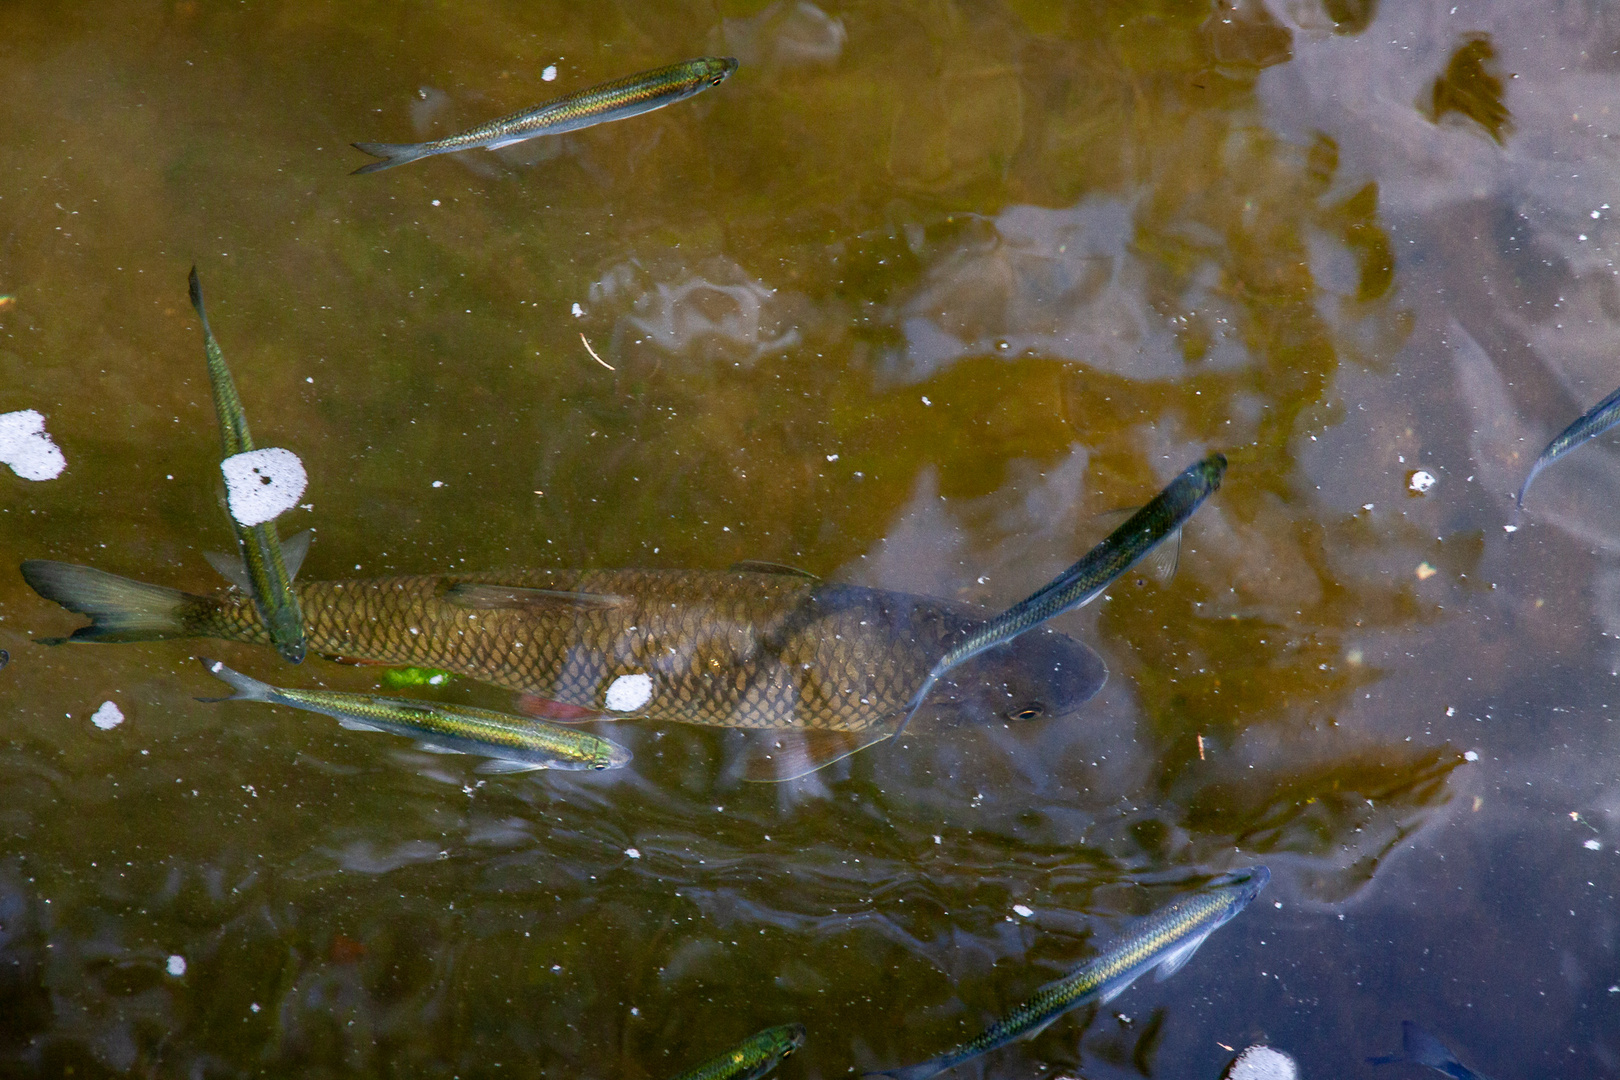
781 1047 796 1058
1011 705 1044 721
710 76 726 86
593 761 608 770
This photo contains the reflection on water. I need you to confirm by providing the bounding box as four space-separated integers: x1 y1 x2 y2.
1 0 1618 1077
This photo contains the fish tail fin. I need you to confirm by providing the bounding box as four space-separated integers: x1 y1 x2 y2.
195 657 276 703
350 142 432 174
20 560 209 643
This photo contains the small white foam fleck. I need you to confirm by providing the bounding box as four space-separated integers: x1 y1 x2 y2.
1463 749 1479 761
1585 838 1603 851
1409 469 1437 494
1224 1045 1298 1080
625 847 642 859
605 672 653 712
571 302 585 318
542 64 558 81
90 701 124 730
221 447 307 527
1012 904 1034 918
0 409 66 480
166 954 187 977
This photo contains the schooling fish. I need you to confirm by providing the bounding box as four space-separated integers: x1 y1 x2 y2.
1367 1021 1494 1080
188 267 308 664
352 57 738 174
20 561 1105 778
196 657 629 771
668 1023 806 1080
892 452 1225 737
1516 381 1620 508
867 866 1268 1080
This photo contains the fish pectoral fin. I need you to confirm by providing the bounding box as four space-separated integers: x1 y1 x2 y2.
283 529 313 579
739 728 890 783
514 693 618 723
729 560 820 580
1140 526 1181 583
475 758 545 774
337 718 384 732
444 582 628 611
1151 925 1215 982
203 549 254 591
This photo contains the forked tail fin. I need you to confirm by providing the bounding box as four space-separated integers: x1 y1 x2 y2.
350 141 435 174
195 657 277 703
20 560 204 643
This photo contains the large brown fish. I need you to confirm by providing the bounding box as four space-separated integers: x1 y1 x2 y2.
20 561 1106 777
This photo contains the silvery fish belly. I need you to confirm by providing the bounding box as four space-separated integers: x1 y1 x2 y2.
246 569 1105 732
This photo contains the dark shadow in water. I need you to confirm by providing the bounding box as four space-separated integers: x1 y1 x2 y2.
1425 35 1512 144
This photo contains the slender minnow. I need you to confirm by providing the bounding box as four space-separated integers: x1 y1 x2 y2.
1515 381 1620 509
188 267 307 664
196 658 630 772
868 866 1268 1080
351 57 738 174
1368 1021 1494 1080
667 1023 806 1080
892 452 1226 737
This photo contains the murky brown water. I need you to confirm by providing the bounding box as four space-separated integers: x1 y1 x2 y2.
3 1 1619 1077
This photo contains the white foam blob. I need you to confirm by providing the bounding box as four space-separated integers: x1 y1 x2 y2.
90 701 124 730
221 447 307 527
0 409 66 480
1012 903 1034 918
604 672 653 712
1408 469 1437 494
542 64 558 81
1224 1046 1297 1080
166 954 187 976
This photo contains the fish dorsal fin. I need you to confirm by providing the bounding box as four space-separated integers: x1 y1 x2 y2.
204 549 253 591
1151 923 1217 982
1094 509 1180 583
740 727 891 782
730 560 820 580
337 718 384 732
283 529 313 579
475 758 545 774
514 693 618 723
444 582 627 611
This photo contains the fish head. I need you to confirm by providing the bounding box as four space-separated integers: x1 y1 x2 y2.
266 609 307 664
776 1023 808 1054
1193 451 1228 490
593 737 633 771
936 627 1106 724
703 57 741 87
1214 864 1270 911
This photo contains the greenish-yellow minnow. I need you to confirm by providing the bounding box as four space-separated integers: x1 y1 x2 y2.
352 57 738 174
892 452 1226 737
196 657 629 772
867 866 1268 1080
188 266 308 665
19 561 1105 778
667 1023 805 1080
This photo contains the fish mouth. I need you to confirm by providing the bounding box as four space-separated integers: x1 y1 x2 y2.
602 742 633 769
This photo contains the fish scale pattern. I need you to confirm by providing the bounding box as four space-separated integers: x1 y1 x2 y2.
190 569 981 731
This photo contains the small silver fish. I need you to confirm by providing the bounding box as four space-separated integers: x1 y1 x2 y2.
1367 1021 1493 1080
1517 381 1620 509
352 57 738 174
197 658 630 772
868 866 1268 1080
893 453 1225 737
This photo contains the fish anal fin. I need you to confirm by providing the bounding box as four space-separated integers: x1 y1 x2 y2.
515 693 616 723
204 549 253 591
1151 925 1215 981
1095 509 1179 583
444 582 627 611
283 529 313 579
414 741 465 755
729 560 820 580
476 758 545 774
338 718 384 732
740 728 890 782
